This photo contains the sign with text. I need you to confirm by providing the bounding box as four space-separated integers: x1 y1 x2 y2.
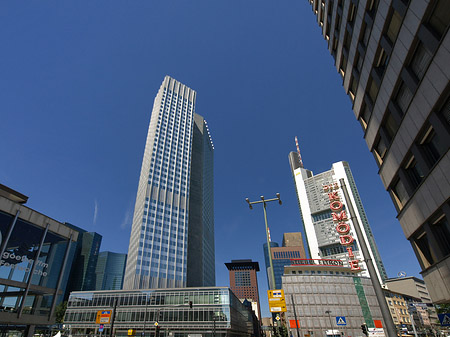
268 289 286 312
96 310 112 324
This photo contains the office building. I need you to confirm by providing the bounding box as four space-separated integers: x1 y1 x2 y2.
64 287 254 337
95 251 127 290
283 263 384 337
385 276 438 325
64 224 102 295
306 0 450 302
263 233 307 289
289 155 387 283
225 259 261 319
124 76 215 290
383 289 412 328
0 184 78 335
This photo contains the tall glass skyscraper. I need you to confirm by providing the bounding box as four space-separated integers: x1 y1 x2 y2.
289 152 387 284
124 76 215 289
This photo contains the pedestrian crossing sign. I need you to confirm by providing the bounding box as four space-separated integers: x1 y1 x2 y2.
438 313 450 327
336 316 347 326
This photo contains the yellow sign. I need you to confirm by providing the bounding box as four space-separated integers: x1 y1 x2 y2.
96 310 112 324
267 289 286 312
269 304 287 312
128 329 136 336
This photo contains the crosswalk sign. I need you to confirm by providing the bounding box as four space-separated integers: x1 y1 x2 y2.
438 313 450 326
336 316 347 326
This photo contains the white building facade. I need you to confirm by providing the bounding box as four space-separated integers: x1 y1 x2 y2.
124 76 215 290
289 153 387 284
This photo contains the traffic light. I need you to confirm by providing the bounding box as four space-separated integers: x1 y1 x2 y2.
361 324 368 337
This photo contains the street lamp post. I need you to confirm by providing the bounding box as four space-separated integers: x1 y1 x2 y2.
245 193 282 290
325 310 333 337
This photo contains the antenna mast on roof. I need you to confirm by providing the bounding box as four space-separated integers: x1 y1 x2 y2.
295 136 304 168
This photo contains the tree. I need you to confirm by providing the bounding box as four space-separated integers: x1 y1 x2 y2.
436 304 450 314
279 325 288 337
55 301 68 323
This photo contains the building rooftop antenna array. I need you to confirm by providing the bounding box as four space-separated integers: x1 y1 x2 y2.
295 136 304 168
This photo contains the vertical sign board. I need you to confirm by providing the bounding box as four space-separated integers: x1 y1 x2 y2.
267 290 287 312
96 310 112 324
438 313 450 326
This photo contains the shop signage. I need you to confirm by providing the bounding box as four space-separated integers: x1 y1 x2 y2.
323 183 360 271
290 258 343 266
0 252 49 276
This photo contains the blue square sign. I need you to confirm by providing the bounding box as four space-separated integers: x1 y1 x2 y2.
336 316 347 326
438 313 450 327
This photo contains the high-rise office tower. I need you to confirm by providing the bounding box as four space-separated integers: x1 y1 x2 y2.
289 152 387 284
225 259 261 319
263 233 307 289
124 76 215 289
306 0 449 303
95 252 127 290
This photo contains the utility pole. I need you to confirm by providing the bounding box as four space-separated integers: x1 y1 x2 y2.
245 193 282 290
339 179 397 337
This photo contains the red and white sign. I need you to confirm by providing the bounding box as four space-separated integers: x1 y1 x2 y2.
323 183 360 271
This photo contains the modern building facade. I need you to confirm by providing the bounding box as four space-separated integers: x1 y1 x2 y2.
283 264 384 337
225 259 261 319
289 155 387 283
64 287 254 337
263 233 307 289
306 0 450 303
64 224 102 295
124 76 215 290
95 251 127 291
0 184 79 336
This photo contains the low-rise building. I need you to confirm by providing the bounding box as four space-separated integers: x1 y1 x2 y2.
282 262 384 337
0 184 79 336
64 287 254 337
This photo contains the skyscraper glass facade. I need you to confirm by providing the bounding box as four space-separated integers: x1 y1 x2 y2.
124 76 214 290
95 251 127 290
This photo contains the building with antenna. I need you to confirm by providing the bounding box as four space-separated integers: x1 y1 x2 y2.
288 141 387 284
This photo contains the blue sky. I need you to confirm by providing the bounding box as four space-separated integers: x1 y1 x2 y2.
0 1 422 316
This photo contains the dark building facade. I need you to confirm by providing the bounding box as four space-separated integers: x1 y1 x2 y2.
64 224 102 296
306 0 450 302
0 184 79 336
225 260 261 320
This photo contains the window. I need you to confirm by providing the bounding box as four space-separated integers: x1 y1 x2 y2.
373 137 388 165
431 214 450 258
374 47 389 76
386 9 402 44
382 112 400 143
427 0 450 39
348 2 357 25
419 126 443 167
367 77 380 104
354 51 363 72
409 42 432 81
404 155 424 190
413 230 435 267
349 75 358 101
391 178 409 209
395 82 413 114
361 22 370 47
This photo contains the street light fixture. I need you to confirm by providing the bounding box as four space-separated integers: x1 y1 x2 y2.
245 193 282 290
325 310 333 337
